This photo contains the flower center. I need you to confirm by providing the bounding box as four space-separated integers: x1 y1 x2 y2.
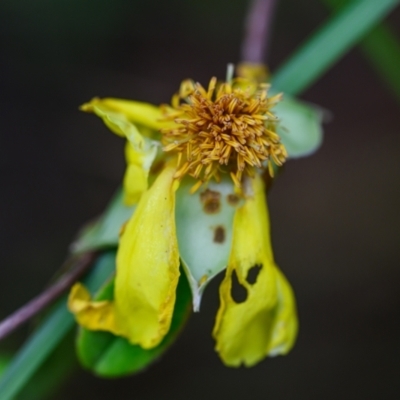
161 77 287 191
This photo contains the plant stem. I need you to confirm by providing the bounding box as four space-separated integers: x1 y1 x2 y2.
241 0 278 63
0 252 96 341
0 251 116 400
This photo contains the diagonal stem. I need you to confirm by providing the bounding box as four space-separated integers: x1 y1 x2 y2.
0 251 96 341
241 0 278 63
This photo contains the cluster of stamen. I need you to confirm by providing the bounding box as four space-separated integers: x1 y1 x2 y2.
161 77 287 191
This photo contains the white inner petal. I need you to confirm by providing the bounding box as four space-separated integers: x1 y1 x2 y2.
175 176 242 311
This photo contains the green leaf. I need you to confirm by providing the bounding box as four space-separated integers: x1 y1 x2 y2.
15 331 77 400
0 354 10 376
321 0 400 101
77 269 192 377
272 0 400 96
0 251 116 400
175 176 241 311
360 24 400 101
71 189 135 254
275 95 324 158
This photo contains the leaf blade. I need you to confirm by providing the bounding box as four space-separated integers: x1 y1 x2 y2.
272 0 400 95
77 269 192 377
321 0 400 101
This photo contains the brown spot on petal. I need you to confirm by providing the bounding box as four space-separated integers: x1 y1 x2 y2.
200 189 221 214
213 225 225 243
227 193 240 206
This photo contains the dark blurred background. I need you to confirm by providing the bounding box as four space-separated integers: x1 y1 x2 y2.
1 0 399 399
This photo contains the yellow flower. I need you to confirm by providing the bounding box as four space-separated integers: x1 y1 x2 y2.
161 76 286 189
68 65 309 366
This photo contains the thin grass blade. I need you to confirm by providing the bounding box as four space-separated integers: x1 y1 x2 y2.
272 0 400 95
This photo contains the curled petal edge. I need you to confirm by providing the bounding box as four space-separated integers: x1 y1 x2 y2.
68 166 180 349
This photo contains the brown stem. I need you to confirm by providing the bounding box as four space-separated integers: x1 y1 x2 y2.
241 0 278 63
0 251 96 341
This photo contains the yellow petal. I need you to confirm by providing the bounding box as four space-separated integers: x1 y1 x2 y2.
213 173 296 367
80 100 146 143
82 102 158 205
81 97 171 131
123 164 148 205
123 142 154 205
68 283 120 334
68 166 180 348
267 268 298 356
114 165 180 348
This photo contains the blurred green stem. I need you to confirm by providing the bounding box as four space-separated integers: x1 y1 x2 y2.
361 24 400 101
272 0 400 95
322 0 400 101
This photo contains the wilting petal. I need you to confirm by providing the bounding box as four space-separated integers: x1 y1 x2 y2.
123 141 156 205
81 97 173 131
213 174 296 367
68 283 121 335
114 165 180 348
81 100 158 205
267 268 298 356
69 166 180 349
